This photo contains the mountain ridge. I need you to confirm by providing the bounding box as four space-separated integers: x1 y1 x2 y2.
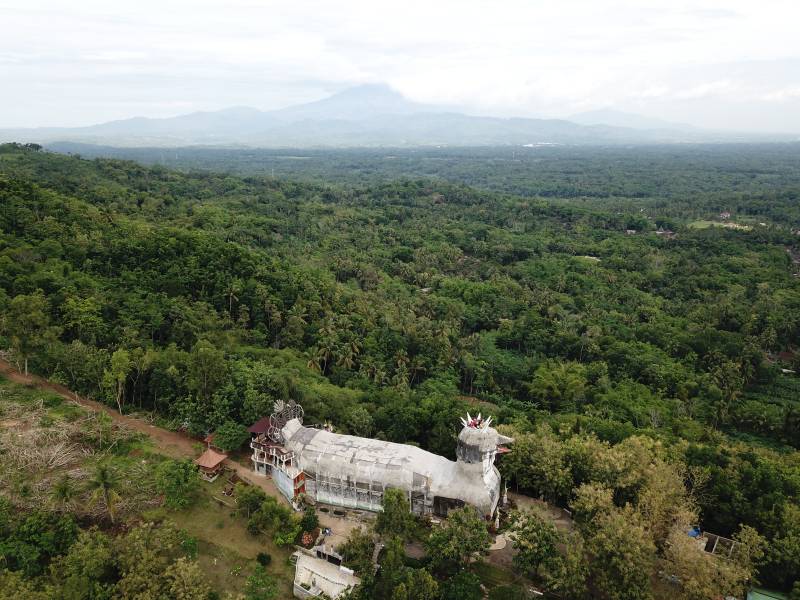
568 108 695 131
1 85 793 147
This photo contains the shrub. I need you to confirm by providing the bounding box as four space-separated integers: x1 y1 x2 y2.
441 571 482 600
299 506 319 533
213 421 249 452
180 531 199 559
488 585 528 600
256 552 271 566
155 459 200 509
245 564 278 600
236 484 267 518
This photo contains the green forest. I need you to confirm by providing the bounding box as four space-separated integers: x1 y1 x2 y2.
1 141 799 599
49 142 800 207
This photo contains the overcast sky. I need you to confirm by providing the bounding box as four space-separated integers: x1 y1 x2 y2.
2 0 799 132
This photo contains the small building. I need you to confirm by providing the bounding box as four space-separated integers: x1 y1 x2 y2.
747 589 788 600
655 227 676 239
195 448 227 482
312 543 345 566
688 527 742 559
250 436 306 499
248 416 273 440
293 552 360 599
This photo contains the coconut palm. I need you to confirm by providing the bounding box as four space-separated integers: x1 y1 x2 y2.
88 463 122 524
51 475 76 510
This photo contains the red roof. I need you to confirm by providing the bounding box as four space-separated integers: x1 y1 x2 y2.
248 416 273 434
195 448 227 469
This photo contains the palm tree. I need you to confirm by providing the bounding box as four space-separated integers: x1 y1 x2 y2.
225 279 242 318
408 355 426 385
88 463 122 524
96 411 113 449
51 475 76 510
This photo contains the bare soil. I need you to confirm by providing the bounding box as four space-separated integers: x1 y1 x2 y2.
0 358 283 499
0 358 548 573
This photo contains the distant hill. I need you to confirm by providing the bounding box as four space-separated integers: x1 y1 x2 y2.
268 83 431 121
568 109 694 131
1 85 790 147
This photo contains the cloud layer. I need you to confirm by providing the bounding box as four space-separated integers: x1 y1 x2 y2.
1 0 799 132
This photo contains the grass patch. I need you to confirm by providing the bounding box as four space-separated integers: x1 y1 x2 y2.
0 375 63 406
194 539 257 597
0 374 296 596
688 220 715 229
146 475 295 598
688 220 751 230
472 560 519 588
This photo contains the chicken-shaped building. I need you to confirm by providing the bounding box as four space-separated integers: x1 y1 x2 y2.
250 409 513 519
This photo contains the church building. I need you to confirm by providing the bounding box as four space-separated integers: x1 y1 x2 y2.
250 406 512 520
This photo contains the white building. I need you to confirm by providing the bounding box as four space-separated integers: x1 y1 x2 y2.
251 412 512 519
293 551 360 599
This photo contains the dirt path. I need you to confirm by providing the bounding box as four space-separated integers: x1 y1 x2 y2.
0 358 198 458
0 358 535 556
508 491 574 532
0 357 283 499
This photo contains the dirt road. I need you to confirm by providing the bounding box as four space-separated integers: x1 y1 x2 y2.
0 357 282 498
0 359 525 552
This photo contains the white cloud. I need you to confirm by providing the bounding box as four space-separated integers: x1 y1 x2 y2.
762 87 800 102
673 81 737 100
0 0 798 130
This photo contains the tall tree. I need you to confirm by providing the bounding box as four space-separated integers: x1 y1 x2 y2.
337 526 376 577
529 359 587 412
400 568 439 600
164 557 212 600
374 536 406 599
87 463 122 524
549 532 590 600
187 340 226 403
425 507 491 573
62 295 105 344
103 348 131 414
213 420 249 452
508 509 561 576
155 459 200 509
585 507 655 600
376 488 415 540
53 528 115 600
2 291 57 375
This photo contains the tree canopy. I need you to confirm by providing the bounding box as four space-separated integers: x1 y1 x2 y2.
1 143 799 594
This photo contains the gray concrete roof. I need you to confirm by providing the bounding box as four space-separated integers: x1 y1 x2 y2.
281 419 501 515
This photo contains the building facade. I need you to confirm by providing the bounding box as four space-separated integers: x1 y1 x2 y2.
250 412 512 519
292 547 360 599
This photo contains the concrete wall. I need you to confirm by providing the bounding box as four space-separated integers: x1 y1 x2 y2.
293 583 316 599
273 468 296 501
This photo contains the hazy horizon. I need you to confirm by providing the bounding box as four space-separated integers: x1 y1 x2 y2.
2 0 800 133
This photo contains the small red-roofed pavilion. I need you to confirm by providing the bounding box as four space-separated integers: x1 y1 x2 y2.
195 447 227 482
